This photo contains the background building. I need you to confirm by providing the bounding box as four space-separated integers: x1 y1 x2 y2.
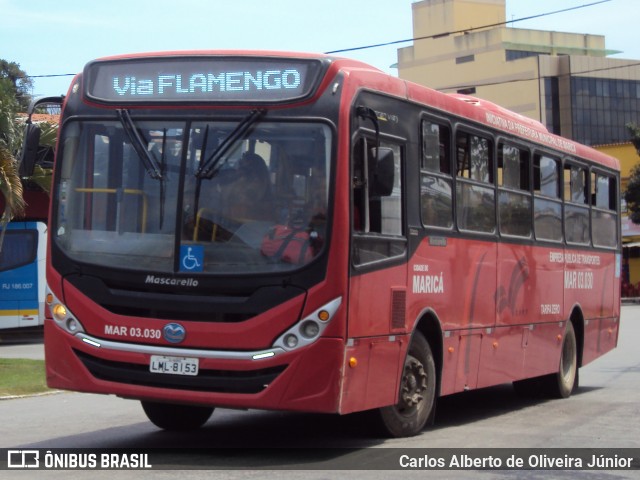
397 0 640 287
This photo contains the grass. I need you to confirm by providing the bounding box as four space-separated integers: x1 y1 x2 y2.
0 358 50 397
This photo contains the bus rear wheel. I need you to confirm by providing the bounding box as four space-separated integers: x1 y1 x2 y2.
544 321 578 398
512 321 578 398
141 401 214 431
378 332 436 437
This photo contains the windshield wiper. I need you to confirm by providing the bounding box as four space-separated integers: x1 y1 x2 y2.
195 108 265 179
117 109 163 180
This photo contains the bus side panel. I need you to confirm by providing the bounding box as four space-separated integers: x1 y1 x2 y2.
475 243 565 387
496 244 564 328
564 250 619 365
476 325 524 388
564 250 616 320
582 316 619 366
0 264 38 328
347 264 407 338
522 321 565 378
339 335 406 414
342 264 407 412
409 237 497 396
408 237 497 332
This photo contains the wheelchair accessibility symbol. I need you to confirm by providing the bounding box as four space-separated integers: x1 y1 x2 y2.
180 245 204 272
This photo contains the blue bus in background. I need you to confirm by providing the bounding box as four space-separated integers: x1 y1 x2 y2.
1 96 60 334
0 221 47 332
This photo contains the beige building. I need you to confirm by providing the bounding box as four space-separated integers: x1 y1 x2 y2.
397 0 640 288
397 0 640 146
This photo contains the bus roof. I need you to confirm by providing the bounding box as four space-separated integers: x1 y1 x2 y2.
81 50 619 171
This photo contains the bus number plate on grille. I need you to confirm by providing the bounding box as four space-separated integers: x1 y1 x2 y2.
149 355 199 376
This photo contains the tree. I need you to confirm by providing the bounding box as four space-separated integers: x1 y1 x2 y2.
0 143 25 248
624 123 640 224
0 59 33 111
0 61 29 246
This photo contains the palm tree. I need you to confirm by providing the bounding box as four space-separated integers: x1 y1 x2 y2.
0 98 27 250
0 144 25 247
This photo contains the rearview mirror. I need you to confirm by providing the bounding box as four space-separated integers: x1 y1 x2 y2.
369 147 395 197
18 124 41 178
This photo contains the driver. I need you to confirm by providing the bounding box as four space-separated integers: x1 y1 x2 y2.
224 151 273 221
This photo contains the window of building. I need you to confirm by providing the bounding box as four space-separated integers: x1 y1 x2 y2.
571 77 640 145
456 54 475 64
544 77 561 135
506 50 543 62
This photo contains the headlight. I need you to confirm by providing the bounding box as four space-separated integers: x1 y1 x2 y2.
272 297 341 352
46 287 86 335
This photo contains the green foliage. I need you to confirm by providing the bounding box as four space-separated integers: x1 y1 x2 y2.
0 59 32 111
0 95 19 151
0 60 33 236
625 123 640 225
627 123 640 155
29 164 53 195
625 163 640 224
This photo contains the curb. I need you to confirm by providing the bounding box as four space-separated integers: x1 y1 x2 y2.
0 390 63 401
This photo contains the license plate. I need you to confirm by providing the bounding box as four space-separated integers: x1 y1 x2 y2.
149 355 199 376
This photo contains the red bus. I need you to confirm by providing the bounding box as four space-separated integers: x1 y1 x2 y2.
41 51 620 437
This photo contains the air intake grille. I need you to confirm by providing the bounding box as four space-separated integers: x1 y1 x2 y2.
391 289 406 330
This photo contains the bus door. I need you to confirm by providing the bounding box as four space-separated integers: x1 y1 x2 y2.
344 133 407 413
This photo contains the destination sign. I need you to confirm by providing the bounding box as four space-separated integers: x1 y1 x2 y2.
83 56 325 104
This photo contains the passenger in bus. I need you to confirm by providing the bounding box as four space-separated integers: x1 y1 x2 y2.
224 152 273 221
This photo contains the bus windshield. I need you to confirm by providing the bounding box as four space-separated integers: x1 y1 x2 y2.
54 118 331 274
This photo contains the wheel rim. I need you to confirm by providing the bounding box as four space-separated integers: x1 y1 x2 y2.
398 354 428 415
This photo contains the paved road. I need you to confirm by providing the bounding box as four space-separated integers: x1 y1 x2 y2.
0 330 43 359
1 307 639 479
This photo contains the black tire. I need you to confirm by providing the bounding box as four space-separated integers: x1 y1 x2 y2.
513 322 579 399
543 321 578 398
378 332 437 437
141 401 214 431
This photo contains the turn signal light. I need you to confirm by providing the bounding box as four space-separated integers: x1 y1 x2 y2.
52 304 68 320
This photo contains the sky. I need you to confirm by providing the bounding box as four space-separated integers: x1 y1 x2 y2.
1 0 638 98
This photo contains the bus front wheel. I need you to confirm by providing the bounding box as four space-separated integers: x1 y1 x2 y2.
378 332 436 437
141 401 214 431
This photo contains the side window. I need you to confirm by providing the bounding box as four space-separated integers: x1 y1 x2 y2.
533 154 562 242
352 137 405 266
592 172 618 248
0 230 37 272
455 131 495 233
564 162 590 245
565 164 588 204
420 119 453 228
498 143 531 237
